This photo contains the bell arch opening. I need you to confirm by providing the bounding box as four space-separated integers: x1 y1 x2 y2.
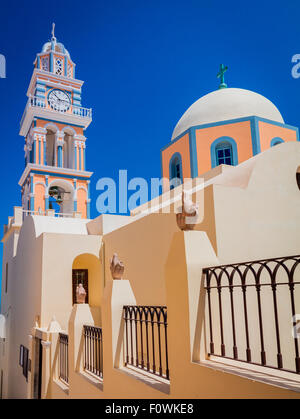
46 128 56 166
48 179 74 214
63 127 76 169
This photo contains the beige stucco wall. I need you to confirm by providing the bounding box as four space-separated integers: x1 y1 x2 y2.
50 230 300 399
2 142 300 398
103 213 179 306
0 227 20 399
40 232 102 330
213 142 300 262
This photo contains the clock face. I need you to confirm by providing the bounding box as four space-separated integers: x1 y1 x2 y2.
48 89 71 112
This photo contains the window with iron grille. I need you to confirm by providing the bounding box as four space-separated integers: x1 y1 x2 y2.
19 345 29 381
5 263 8 293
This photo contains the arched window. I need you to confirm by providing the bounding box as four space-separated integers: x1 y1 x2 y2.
169 153 183 188
215 142 233 165
271 137 284 147
211 137 238 168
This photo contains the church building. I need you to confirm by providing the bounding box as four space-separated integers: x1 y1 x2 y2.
1 29 300 400
19 27 92 218
162 65 298 184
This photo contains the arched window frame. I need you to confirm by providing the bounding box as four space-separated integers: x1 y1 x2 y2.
169 152 183 185
270 137 284 147
210 136 238 168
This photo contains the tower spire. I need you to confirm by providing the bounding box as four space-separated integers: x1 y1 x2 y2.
51 22 56 41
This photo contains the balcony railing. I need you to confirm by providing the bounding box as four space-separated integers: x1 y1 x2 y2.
123 305 169 380
20 95 92 127
83 326 103 379
59 333 69 384
22 209 74 220
203 255 300 375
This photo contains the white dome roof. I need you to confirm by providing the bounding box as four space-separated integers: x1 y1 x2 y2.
172 88 284 140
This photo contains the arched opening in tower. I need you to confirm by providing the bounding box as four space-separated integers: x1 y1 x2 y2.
63 133 75 169
48 180 74 214
46 129 56 166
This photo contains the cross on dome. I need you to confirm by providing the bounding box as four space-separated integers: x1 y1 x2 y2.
217 64 228 89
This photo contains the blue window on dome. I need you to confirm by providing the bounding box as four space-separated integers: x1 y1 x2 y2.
169 153 183 189
271 137 284 147
216 143 233 166
211 137 238 169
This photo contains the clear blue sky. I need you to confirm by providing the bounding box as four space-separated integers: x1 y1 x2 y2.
0 0 300 301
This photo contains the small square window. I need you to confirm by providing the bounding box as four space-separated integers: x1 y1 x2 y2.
19 345 24 366
5 263 8 293
23 348 29 380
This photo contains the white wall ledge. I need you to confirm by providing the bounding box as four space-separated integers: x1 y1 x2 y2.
196 359 300 394
117 365 170 395
76 370 103 392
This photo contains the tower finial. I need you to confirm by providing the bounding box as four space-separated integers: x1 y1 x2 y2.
51 22 56 41
217 64 228 89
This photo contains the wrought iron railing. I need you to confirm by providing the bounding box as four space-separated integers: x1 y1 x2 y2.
83 325 103 378
59 333 69 384
203 255 300 375
123 305 169 380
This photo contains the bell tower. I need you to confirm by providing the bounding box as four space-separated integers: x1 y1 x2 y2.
19 24 93 218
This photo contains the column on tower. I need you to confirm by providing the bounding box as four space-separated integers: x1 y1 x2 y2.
24 143 29 167
74 140 78 170
55 131 65 168
82 142 86 171
29 173 34 211
87 180 91 219
32 127 47 165
25 132 33 164
43 136 47 165
45 176 49 210
79 142 82 170
73 135 87 171
73 179 77 212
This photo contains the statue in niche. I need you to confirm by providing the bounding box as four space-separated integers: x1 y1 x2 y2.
76 283 87 304
110 253 125 280
176 191 199 231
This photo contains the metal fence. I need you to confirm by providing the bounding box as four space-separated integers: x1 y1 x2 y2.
203 255 300 375
59 333 69 384
83 325 103 378
123 305 169 380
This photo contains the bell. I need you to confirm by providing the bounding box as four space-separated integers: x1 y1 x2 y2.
56 195 63 204
49 186 59 197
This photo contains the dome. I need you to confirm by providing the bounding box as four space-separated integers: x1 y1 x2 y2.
41 41 71 59
172 88 284 140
